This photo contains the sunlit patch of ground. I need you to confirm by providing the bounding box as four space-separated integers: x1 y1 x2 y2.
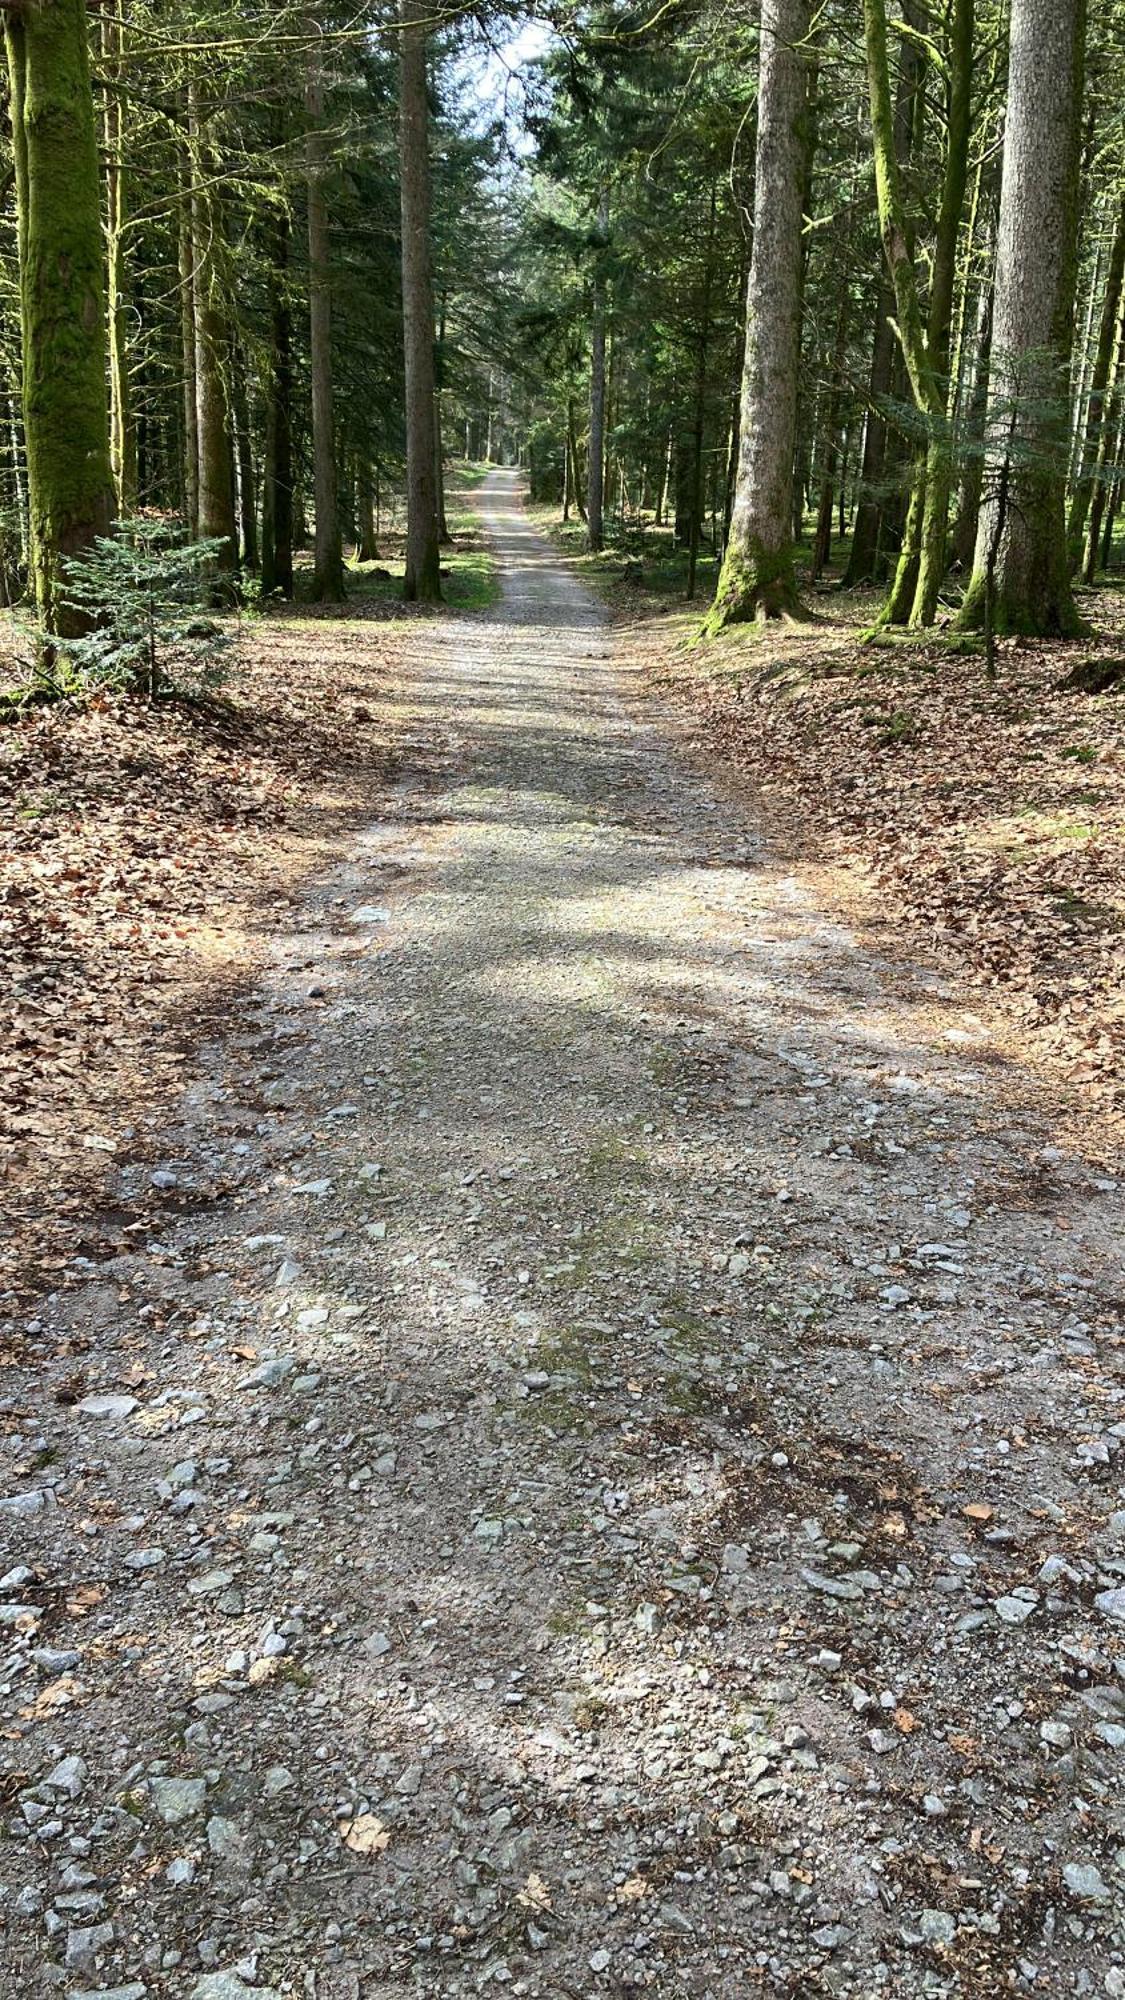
533 507 1125 1145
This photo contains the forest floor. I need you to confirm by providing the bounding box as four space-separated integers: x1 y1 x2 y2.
1 472 1124 2000
535 515 1125 1155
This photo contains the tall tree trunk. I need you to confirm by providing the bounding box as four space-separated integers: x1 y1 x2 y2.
189 87 236 570
356 462 379 561
910 0 973 625
399 0 442 602
706 0 813 630
844 299 897 586
178 144 199 536
586 190 608 553
1083 288 1125 581
952 264 994 567
435 288 450 544
102 0 136 516
306 41 344 601
4 0 115 632
1068 188 1125 562
865 0 972 628
231 346 258 571
811 271 851 579
686 181 717 600
261 209 293 597
958 0 1087 637
567 398 586 521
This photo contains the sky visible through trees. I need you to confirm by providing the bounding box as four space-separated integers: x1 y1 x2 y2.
5 0 1125 658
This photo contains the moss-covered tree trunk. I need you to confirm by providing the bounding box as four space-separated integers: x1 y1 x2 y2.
399 0 442 603
306 40 344 602
4 0 115 633
705 0 813 630
864 0 968 630
957 0 1087 637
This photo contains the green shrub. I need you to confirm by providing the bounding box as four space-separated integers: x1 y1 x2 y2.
58 518 235 697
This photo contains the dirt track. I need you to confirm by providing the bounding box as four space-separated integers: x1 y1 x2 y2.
2 471 1123 1999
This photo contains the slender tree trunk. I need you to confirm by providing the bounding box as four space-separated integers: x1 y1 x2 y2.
189 86 236 570
865 0 971 628
845 293 898 586
587 190 609 552
910 0 973 625
356 463 379 561
673 427 696 550
811 276 851 579
434 391 450 544
707 0 813 629
1068 189 1125 562
1069 223 1104 487
6 382 27 590
789 46 821 551
261 208 294 597
958 0 1087 636
1084 289 1125 581
102 0 137 516
687 181 717 600
567 398 586 521
305 41 344 601
435 288 451 543
399 0 441 601
231 347 258 571
4 0 115 632
1099 403 1125 569
952 265 994 567
178 145 199 536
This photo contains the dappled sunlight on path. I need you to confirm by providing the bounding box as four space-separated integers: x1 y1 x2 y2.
2 473 1123 1999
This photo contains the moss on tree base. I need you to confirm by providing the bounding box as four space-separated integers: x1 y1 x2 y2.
955 566 1088 641
702 538 805 636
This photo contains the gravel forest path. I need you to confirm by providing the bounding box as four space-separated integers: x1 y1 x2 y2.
4 471 1125 2000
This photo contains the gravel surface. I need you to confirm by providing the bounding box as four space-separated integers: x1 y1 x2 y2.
2 470 1124 1998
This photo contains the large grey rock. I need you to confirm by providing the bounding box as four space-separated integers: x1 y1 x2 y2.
191 1975 281 2000
149 1776 206 1824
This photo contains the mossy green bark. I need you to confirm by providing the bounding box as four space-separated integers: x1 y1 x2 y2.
703 538 802 633
957 542 1088 639
864 0 971 631
5 0 115 633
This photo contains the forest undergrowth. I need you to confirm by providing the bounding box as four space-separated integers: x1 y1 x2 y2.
0 494 495 1310
542 513 1125 1151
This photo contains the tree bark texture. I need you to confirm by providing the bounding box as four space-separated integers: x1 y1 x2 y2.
189 86 236 569
306 43 344 601
586 190 609 553
399 0 442 602
4 0 115 632
958 0 1087 636
707 0 812 628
